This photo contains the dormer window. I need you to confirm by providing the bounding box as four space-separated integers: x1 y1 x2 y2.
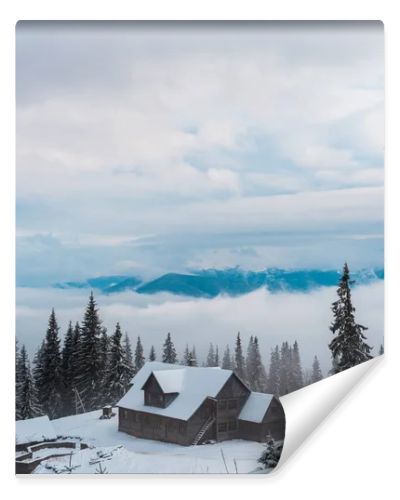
141 371 181 409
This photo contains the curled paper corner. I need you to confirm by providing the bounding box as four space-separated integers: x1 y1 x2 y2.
275 356 383 472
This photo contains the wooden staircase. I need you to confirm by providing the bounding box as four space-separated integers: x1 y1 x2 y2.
192 416 215 446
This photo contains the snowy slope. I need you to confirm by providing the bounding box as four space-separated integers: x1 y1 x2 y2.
33 409 265 474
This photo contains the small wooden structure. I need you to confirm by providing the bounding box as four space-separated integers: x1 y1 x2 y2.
100 405 115 420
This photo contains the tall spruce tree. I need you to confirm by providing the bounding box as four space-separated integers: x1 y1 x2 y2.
16 343 29 419
290 340 304 391
162 333 177 364
15 340 22 419
222 345 233 369
246 336 255 387
61 321 77 416
149 345 156 361
191 346 198 367
311 355 323 383
206 343 216 367
76 293 103 411
278 342 292 396
329 263 372 373
234 332 246 382
134 336 145 372
123 333 135 378
104 323 132 405
36 309 63 418
267 346 280 396
19 358 41 420
215 346 219 367
252 337 268 392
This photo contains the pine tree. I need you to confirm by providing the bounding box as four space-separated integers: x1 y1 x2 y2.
290 340 304 391
123 333 135 378
76 293 103 411
104 323 132 405
162 333 177 364
234 332 246 382
278 342 291 396
215 346 219 367
191 346 198 367
134 336 145 372
252 337 268 392
267 346 280 396
246 336 255 388
36 309 63 418
222 345 233 370
16 343 30 419
182 344 192 366
329 263 372 374
19 359 41 420
206 343 216 367
379 344 384 356
61 321 77 416
15 340 22 419
149 345 156 361
311 355 323 383
32 340 45 399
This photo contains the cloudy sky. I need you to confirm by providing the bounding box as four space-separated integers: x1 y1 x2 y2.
16 21 384 285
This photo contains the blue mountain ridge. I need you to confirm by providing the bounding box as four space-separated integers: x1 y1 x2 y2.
53 267 384 298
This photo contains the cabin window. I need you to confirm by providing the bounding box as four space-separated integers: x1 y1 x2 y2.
228 420 237 431
218 400 227 410
228 399 237 409
218 422 227 432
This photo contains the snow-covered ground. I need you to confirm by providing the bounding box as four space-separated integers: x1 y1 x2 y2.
33 409 266 474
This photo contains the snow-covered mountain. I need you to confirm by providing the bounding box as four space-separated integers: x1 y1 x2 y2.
53 267 384 298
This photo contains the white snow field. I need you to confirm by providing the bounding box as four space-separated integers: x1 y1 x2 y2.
33 409 266 474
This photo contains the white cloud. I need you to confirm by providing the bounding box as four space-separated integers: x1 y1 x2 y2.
16 282 384 375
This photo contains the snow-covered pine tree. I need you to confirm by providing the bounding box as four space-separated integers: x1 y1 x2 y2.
252 337 268 392
215 345 219 367
206 343 216 367
16 343 29 419
162 332 177 364
267 346 280 396
258 437 283 469
75 293 103 411
222 345 233 370
15 340 22 419
246 336 255 389
61 321 77 416
134 336 145 372
123 333 135 378
19 358 41 420
290 340 304 391
104 323 132 405
182 344 191 365
311 355 323 383
149 345 156 361
278 342 291 396
36 309 64 418
234 332 246 382
191 346 198 366
32 340 45 402
329 263 372 374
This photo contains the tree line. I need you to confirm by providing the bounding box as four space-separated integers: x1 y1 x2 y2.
16 262 380 422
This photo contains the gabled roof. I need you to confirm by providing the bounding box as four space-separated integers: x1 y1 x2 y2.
142 369 185 394
118 361 233 421
238 392 274 423
15 415 57 445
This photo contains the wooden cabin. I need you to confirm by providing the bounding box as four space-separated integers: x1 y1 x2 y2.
118 362 285 446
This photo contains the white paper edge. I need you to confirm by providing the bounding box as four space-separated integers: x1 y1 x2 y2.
276 356 383 471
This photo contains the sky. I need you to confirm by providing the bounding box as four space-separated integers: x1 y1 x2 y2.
15 22 384 369
16 21 384 285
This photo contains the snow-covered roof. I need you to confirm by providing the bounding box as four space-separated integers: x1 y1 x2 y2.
118 361 233 421
16 415 57 445
145 369 185 394
238 392 274 423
